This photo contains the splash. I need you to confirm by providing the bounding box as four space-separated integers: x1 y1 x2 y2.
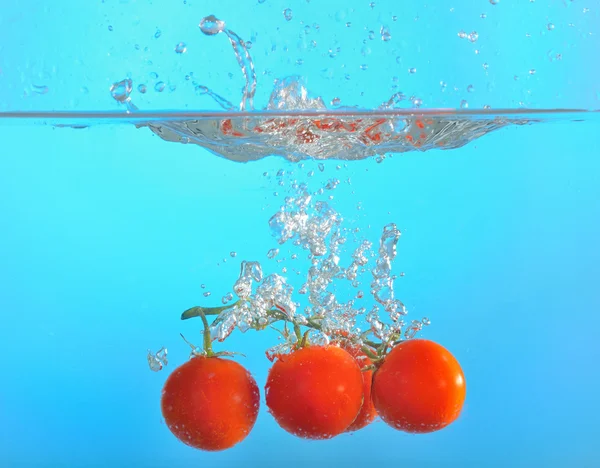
110 15 535 162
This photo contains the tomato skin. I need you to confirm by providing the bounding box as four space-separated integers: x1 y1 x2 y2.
372 339 466 434
343 345 378 432
265 345 364 439
161 356 260 451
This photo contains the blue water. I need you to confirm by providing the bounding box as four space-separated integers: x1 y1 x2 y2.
1 1 600 467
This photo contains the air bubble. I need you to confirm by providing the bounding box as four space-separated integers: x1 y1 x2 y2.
283 8 293 21
137 84 147 94
203 291 211 297
468 31 479 42
380 26 392 41
222 293 234 304
467 85 474 93
460 100 469 109
175 42 187 53
547 23 555 31
154 81 166 92
408 67 417 74
489 0 499 4
154 29 162 39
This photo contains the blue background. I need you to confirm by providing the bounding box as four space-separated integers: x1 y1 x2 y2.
1 1 600 467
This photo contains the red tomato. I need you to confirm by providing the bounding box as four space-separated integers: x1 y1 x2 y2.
265 345 364 439
161 356 260 451
343 344 378 432
372 339 466 434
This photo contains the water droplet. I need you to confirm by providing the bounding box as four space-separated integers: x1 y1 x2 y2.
547 23 555 31
137 84 147 94
199 15 225 35
283 8 293 21
467 84 475 93
154 29 162 39
110 79 132 103
31 84 49 95
408 67 417 74
175 42 187 53
460 100 469 109
380 26 391 41
154 81 166 92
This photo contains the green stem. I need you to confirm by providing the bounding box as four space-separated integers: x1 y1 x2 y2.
196 308 214 356
361 345 379 361
293 323 303 342
181 304 235 320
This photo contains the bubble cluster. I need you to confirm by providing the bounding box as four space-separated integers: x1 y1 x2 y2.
147 347 168 372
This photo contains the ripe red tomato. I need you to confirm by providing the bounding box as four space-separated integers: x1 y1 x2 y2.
372 339 466 434
161 356 260 451
343 344 378 432
265 345 364 439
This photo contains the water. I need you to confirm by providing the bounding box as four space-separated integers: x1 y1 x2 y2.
1 0 600 467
